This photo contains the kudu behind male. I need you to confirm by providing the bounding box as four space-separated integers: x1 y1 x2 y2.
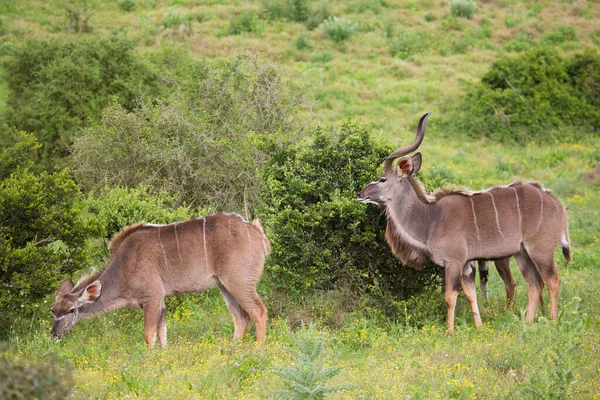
51 214 270 347
357 113 571 333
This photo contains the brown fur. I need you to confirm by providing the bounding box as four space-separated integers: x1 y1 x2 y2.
51 214 270 347
108 222 146 252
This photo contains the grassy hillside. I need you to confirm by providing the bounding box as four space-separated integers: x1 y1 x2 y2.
1 0 600 398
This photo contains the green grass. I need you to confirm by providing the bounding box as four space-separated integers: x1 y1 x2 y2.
2 0 600 398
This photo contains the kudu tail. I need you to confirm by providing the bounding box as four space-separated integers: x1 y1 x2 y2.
561 211 572 263
251 219 271 257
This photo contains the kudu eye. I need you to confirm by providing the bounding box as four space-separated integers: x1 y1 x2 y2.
68 309 75 314
379 177 387 183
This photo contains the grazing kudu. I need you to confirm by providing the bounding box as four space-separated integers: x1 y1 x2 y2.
51 214 270 347
357 113 571 333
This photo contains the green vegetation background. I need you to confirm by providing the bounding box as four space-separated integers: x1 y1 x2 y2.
0 0 599 398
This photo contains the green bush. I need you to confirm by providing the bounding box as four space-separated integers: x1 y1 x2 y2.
71 53 313 212
163 8 192 29
228 10 263 35
83 185 194 243
541 25 577 46
457 47 600 143
0 133 102 335
118 0 136 12
259 118 442 297
262 0 329 30
0 350 73 399
388 29 427 60
1 34 161 170
321 16 358 43
449 0 477 19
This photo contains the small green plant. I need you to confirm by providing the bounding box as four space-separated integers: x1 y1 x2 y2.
320 16 358 43
310 51 333 63
66 6 92 33
294 34 312 50
449 0 477 19
424 12 436 22
228 10 263 35
388 29 427 60
273 325 352 399
0 350 73 399
117 0 135 12
304 2 330 30
541 25 577 46
163 8 191 29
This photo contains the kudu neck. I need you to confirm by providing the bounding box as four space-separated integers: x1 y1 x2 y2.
386 177 439 244
79 264 128 317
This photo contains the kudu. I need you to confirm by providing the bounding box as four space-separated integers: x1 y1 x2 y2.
357 113 571 333
51 214 270 347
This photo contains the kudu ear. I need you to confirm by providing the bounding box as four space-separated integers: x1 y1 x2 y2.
57 279 74 295
78 281 102 303
411 152 422 175
397 153 422 177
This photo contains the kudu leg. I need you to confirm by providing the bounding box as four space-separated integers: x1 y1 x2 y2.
514 251 543 323
525 249 561 320
217 282 250 340
143 300 163 348
219 278 268 343
477 260 489 300
158 300 167 348
444 264 462 334
461 262 482 328
493 257 516 306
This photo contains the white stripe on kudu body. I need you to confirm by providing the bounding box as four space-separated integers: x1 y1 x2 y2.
158 227 168 269
511 186 522 232
469 197 481 242
357 112 570 335
174 222 182 262
202 218 209 268
488 192 504 238
536 187 544 234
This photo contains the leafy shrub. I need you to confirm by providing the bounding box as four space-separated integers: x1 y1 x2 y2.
66 5 92 33
71 53 313 212
457 47 600 143
83 186 194 242
0 350 73 399
259 118 442 297
345 0 388 15
262 0 329 30
163 8 192 29
311 51 333 63
321 16 358 43
228 10 263 35
449 0 477 19
118 0 136 12
541 25 578 47
0 133 102 335
1 34 161 170
294 34 312 50
388 29 427 60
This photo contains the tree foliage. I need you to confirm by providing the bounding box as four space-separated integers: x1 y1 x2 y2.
1 34 161 169
71 53 314 212
259 118 442 297
457 47 600 143
0 133 102 335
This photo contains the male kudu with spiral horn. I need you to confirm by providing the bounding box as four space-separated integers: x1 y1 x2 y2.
357 113 571 333
51 214 270 347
